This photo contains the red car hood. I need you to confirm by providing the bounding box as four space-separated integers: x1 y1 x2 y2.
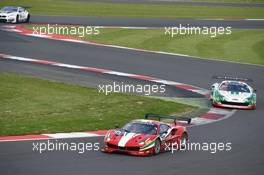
108 130 156 147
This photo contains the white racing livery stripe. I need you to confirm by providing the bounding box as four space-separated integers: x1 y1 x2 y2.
118 133 137 147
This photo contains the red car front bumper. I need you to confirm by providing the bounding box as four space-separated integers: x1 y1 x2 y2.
102 145 154 156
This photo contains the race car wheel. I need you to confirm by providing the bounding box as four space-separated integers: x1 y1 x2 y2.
26 14 30 23
15 15 19 24
179 133 187 149
153 139 161 155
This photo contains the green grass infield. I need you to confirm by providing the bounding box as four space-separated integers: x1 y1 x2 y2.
0 73 196 136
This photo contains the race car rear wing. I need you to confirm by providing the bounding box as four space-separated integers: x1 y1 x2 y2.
212 75 253 82
145 113 191 125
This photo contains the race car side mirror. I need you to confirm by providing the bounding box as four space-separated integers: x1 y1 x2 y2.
211 85 215 89
254 89 257 92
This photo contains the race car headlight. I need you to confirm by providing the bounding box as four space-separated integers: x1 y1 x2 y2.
139 138 151 146
104 133 111 142
139 141 145 145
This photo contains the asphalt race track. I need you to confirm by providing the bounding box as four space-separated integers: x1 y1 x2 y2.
0 14 264 175
73 0 264 7
31 16 264 29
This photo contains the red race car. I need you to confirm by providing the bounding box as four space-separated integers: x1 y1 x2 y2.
102 113 191 156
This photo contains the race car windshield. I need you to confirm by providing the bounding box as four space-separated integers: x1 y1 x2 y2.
123 122 157 135
219 82 250 93
1 6 18 12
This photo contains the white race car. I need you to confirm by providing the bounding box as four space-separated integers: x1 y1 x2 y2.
211 76 257 109
0 6 30 23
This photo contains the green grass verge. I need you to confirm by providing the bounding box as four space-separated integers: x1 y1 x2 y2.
0 0 264 19
0 73 195 136
26 25 264 65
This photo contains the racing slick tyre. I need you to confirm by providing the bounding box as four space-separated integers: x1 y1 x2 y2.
153 139 161 155
26 14 30 23
14 15 19 24
179 133 188 150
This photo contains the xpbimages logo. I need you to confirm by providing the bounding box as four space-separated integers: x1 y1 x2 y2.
98 82 166 95
165 141 232 154
32 24 100 37
32 140 100 154
165 24 232 38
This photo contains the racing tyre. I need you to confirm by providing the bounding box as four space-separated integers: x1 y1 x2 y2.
13 15 19 24
26 14 30 23
153 139 161 155
179 133 187 149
